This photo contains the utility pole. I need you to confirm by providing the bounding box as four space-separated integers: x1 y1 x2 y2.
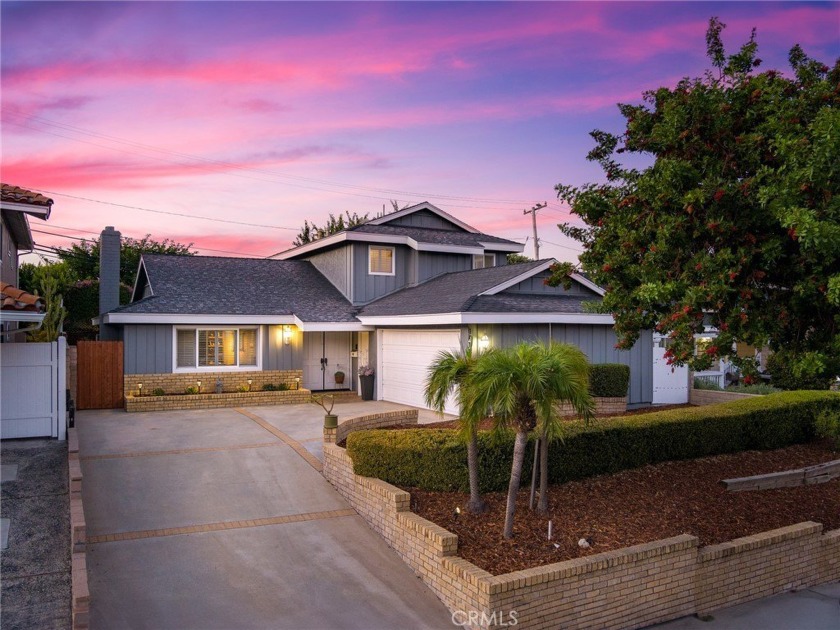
523 202 547 259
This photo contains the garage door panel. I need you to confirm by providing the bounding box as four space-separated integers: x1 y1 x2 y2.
380 330 461 415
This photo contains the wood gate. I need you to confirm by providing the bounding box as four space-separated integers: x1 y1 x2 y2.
77 340 124 409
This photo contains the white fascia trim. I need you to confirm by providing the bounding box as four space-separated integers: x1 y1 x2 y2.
102 313 296 325
571 273 606 296
479 242 525 253
358 312 615 326
2 201 51 219
414 242 484 255
292 316 372 332
367 202 479 233
273 232 350 259
0 311 46 323
479 260 556 296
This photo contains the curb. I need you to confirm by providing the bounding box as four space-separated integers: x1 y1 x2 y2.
68 428 90 630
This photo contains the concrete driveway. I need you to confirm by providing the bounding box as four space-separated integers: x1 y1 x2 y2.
77 401 454 629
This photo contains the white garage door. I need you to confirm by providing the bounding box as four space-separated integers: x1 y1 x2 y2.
380 329 462 415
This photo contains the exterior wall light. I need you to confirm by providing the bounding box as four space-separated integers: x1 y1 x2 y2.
283 325 293 345
478 334 490 351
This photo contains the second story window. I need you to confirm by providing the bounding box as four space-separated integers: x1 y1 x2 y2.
369 246 395 275
473 254 496 269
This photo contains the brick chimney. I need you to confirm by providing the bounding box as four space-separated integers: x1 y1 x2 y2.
99 226 121 340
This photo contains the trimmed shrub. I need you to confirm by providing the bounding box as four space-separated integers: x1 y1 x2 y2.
346 391 840 493
589 363 630 397
725 383 781 395
262 383 278 391
152 388 166 396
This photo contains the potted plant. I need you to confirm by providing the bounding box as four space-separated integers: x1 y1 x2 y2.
312 394 338 428
334 370 346 385
358 365 375 401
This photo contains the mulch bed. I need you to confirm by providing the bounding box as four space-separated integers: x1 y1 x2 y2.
404 442 840 575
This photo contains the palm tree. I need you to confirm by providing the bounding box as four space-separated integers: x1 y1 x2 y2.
465 342 593 538
425 348 487 513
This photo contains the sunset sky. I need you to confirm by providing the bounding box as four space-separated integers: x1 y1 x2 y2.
3 1 838 264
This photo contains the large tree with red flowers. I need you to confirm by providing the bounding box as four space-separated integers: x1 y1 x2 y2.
552 18 840 382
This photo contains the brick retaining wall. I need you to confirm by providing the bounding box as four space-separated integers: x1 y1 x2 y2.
557 396 627 416
125 388 310 412
689 389 759 406
322 414 840 629
323 409 418 444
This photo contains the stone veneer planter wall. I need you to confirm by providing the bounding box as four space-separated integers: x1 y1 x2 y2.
323 414 840 630
125 388 311 412
123 369 303 397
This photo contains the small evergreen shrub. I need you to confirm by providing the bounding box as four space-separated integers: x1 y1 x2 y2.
152 388 166 396
815 410 840 449
184 386 198 395
262 383 277 391
277 383 290 391
589 363 630 397
766 350 833 390
726 383 781 395
346 391 840 492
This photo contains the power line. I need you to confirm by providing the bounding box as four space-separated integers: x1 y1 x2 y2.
3 108 537 209
31 229 269 258
540 238 584 253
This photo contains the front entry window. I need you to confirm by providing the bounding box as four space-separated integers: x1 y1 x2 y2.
175 327 259 370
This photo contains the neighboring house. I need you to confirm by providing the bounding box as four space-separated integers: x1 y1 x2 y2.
100 202 655 412
0 184 52 340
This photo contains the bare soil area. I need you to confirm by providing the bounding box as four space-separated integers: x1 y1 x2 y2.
405 442 840 575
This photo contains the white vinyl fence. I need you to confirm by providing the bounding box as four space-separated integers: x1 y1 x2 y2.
0 337 67 440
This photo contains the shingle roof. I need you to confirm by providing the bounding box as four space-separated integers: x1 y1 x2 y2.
1 184 53 208
110 255 358 322
348 223 520 247
359 261 551 316
467 293 595 313
1 282 45 312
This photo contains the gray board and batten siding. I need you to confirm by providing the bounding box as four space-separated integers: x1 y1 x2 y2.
386 209 462 230
478 324 653 404
352 244 412 305
122 324 300 375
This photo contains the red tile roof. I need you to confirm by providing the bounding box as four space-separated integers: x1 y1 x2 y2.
0 282 45 312
1 184 53 208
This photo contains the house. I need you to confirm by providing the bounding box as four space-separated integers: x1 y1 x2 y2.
99 202 655 412
0 184 52 340
0 184 67 441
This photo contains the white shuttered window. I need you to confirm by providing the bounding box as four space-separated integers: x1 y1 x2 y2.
174 327 259 371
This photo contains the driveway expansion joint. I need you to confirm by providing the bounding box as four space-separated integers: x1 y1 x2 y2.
80 441 283 461
87 508 357 544
234 408 323 471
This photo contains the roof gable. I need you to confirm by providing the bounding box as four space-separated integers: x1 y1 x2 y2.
367 202 478 233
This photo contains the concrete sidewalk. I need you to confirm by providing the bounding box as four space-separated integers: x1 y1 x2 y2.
77 402 453 629
652 582 839 629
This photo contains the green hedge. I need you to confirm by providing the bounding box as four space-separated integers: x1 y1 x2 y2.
346 391 840 493
589 363 630 397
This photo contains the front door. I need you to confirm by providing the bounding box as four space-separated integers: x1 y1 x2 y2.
303 332 352 391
